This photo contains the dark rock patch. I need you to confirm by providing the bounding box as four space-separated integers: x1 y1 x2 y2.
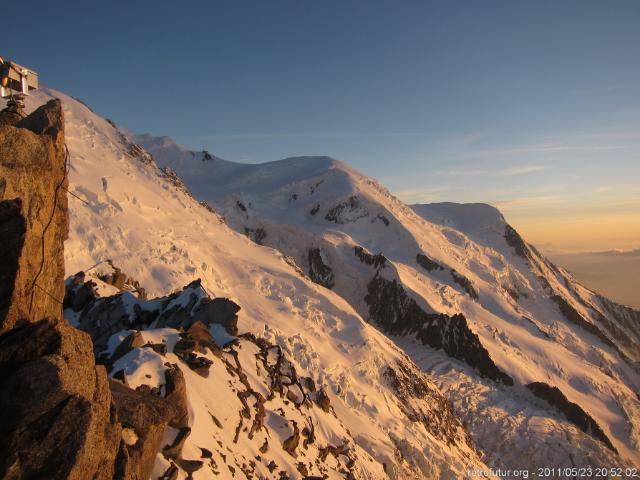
416 253 443 272
374 213 390 226
244 226 267 245
307 248 335 289
384 362 474 448
354 245 387 269
551 294 629 361
527 382 617 452
450 269 479 301
504 224 531 260
324 196 368 224
365 275 513 385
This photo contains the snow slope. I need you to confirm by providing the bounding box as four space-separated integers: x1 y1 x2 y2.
18 89 492 479
137 135 640 469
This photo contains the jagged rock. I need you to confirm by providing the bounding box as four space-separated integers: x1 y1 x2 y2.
172 328 215 376
111 379 172 479
174 458 203 475
96 260 147 299
526 382 617 452
416 253 443 272
182 352 213 377
550 294 630 362
0 101 132 479
365 275 513 385
245 226 267 245
109 330 145 366
162 426 191 459
504 223 531 260
450 269 479 300
164 364 189 428
354 245 387 269
307 248 335 289
325 196 368 224
186 320 221 354
0 99 68 331
63 271 98 312
143 341 167 355
0 318 121 480
282 421 300 457
314 388 331 413
65 275 241 353
173 337 196 357
159 463 179 480
191 297 240 335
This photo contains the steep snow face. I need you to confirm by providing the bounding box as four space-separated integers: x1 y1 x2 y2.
20 89 491 479
137 136 640 468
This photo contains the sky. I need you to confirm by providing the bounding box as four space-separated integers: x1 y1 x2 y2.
4 0 639 253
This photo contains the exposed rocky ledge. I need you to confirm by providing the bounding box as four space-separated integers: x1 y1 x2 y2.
307 248 335 289
504 223 531 261
0 100 68 331
354 245 388 269
416 253 444 272
450 269 479 301
366 275 513 385
324 195 369 224
526 382 617 452
64 274 240 356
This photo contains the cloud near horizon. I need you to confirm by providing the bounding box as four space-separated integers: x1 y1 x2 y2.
435 164 549 177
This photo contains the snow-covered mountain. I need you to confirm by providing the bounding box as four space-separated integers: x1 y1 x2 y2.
136 134 640 470
19 89 495 479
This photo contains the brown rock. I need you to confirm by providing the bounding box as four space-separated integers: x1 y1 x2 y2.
109 330 145 366
162 427 191 459
0 99 68 331
110 379 171 480
164 364 189 428
0 318 121 480
282 421 300 457
186 320 221 354
191 297 240 335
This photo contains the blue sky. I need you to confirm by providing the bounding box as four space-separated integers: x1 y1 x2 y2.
4 0 639 251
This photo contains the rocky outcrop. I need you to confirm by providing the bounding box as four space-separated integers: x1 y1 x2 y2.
307 248 335 289
504 224 531 261
354 245 387 269
325 196 368 224
0 318 121 479
416 253 443 272
0 99 68 331
244 226 267 245
450 269 479 301
64 276 240 354
366 275 513 385
111 380 172 480
550 294 630 362
95 260 147 299
526 382 616 452
383 362 475 449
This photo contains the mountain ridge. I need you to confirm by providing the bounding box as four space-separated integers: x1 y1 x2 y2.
135 129 640 468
